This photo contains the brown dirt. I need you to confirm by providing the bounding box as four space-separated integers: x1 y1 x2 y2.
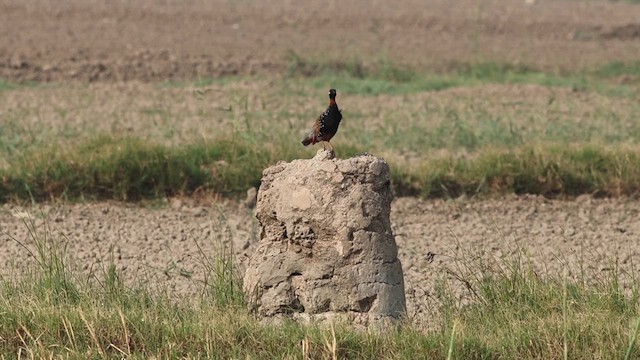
1 0 640 82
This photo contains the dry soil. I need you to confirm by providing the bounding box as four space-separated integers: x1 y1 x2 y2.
1 0 640 82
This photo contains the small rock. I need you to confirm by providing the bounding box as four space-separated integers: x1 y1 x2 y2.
244 187 257 208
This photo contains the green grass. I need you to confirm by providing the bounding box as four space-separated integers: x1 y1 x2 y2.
594 61 640 78
0 136 269 201
1 214 638 358
287 55 637 97
300 61 590 96
2 136 640 202
0 80 17 91
311 66 634 97
0 79 41 91
400 145 640 198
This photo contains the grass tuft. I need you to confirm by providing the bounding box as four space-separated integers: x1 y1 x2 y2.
437 247 640 359
7 214 81 304
195 208 245 307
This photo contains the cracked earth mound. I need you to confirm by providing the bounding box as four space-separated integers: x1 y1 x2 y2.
243 151 406 328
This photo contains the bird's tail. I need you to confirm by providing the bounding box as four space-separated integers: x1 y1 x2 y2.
301 135 313 146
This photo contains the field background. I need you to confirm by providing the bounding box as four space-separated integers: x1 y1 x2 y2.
1 0 640 358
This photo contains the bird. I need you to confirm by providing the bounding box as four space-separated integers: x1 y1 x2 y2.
301 88 342 153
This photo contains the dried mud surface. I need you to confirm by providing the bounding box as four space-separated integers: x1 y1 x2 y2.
1 0 640 82
1 195 638 322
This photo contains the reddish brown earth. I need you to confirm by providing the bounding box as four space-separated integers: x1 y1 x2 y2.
1 0 640 323
1 0 640 82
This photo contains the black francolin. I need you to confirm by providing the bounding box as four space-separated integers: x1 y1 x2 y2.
302 88 342 153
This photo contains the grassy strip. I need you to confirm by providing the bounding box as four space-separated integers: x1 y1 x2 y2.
302 62 591 96
2 136 640 202
0 136 304 201
5 59 637 96
285 55 639 96
399 145 640 198
0 215 638 358
285 51 640 83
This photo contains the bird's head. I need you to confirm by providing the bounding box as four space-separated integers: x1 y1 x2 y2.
328 89 337 99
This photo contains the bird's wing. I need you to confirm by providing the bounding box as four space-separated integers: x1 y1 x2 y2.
313 112 326 133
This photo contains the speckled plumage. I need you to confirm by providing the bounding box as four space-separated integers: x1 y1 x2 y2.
302 89 342 151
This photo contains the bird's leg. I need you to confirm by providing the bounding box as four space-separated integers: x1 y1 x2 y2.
327 141 334 152
327 141 335 159
321 141 327 150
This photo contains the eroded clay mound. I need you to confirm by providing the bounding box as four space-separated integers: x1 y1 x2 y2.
243 151 406 328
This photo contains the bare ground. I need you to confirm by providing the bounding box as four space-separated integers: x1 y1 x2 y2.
1 0 640 82
1 195 638 323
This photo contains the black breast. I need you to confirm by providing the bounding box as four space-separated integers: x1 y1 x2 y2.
319 104 342 140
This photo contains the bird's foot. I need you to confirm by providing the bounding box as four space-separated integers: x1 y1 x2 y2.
314 148 335 160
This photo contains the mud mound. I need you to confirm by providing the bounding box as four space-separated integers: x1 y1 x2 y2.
244 151 406 328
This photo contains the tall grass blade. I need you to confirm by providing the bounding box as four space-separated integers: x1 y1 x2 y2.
625 318 640 360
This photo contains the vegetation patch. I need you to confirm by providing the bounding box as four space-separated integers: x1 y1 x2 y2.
0 59 638 201
285 55 637 97
2 136 640 202
396 145 640 198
